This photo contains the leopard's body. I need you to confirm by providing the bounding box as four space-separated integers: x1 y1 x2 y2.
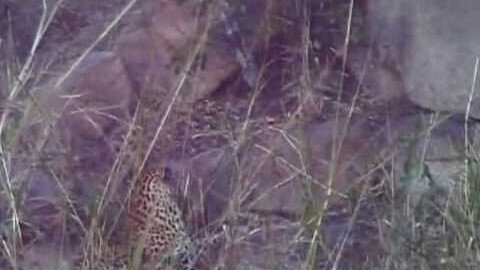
127 169 196 269
81 15 203 266
86 169 196 270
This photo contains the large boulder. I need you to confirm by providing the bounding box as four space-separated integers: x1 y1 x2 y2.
367 0 480 118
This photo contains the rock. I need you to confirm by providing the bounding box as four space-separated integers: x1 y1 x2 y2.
115 0 239 101
44 51 134 221
347 46 406 105
147 0 199 54
19 241 74 270
175 117 384 223
366 0 480 118
62 52 133 140
115 29 173 93
186 49 239 100
25 0 241 228
183 148 233 225
223 216 304 270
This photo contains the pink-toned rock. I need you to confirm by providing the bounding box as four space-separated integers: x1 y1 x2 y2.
305 119 379 198
187 49 239 100
147 0 199 55
115 0 239 100
63 52 133 140
347 46 406 105
115 29 173 94
175 117 382 223
51 0 239 193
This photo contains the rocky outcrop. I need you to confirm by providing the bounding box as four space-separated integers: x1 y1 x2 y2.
366 0 480 118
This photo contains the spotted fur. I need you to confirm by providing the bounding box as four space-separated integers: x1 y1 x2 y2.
127 168 196 269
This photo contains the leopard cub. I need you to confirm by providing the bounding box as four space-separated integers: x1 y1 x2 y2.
127 167 196 269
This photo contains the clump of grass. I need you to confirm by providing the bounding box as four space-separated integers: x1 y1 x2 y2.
0 0 140 269
0 1 67 268
377 114 480 270
440 159 480 269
